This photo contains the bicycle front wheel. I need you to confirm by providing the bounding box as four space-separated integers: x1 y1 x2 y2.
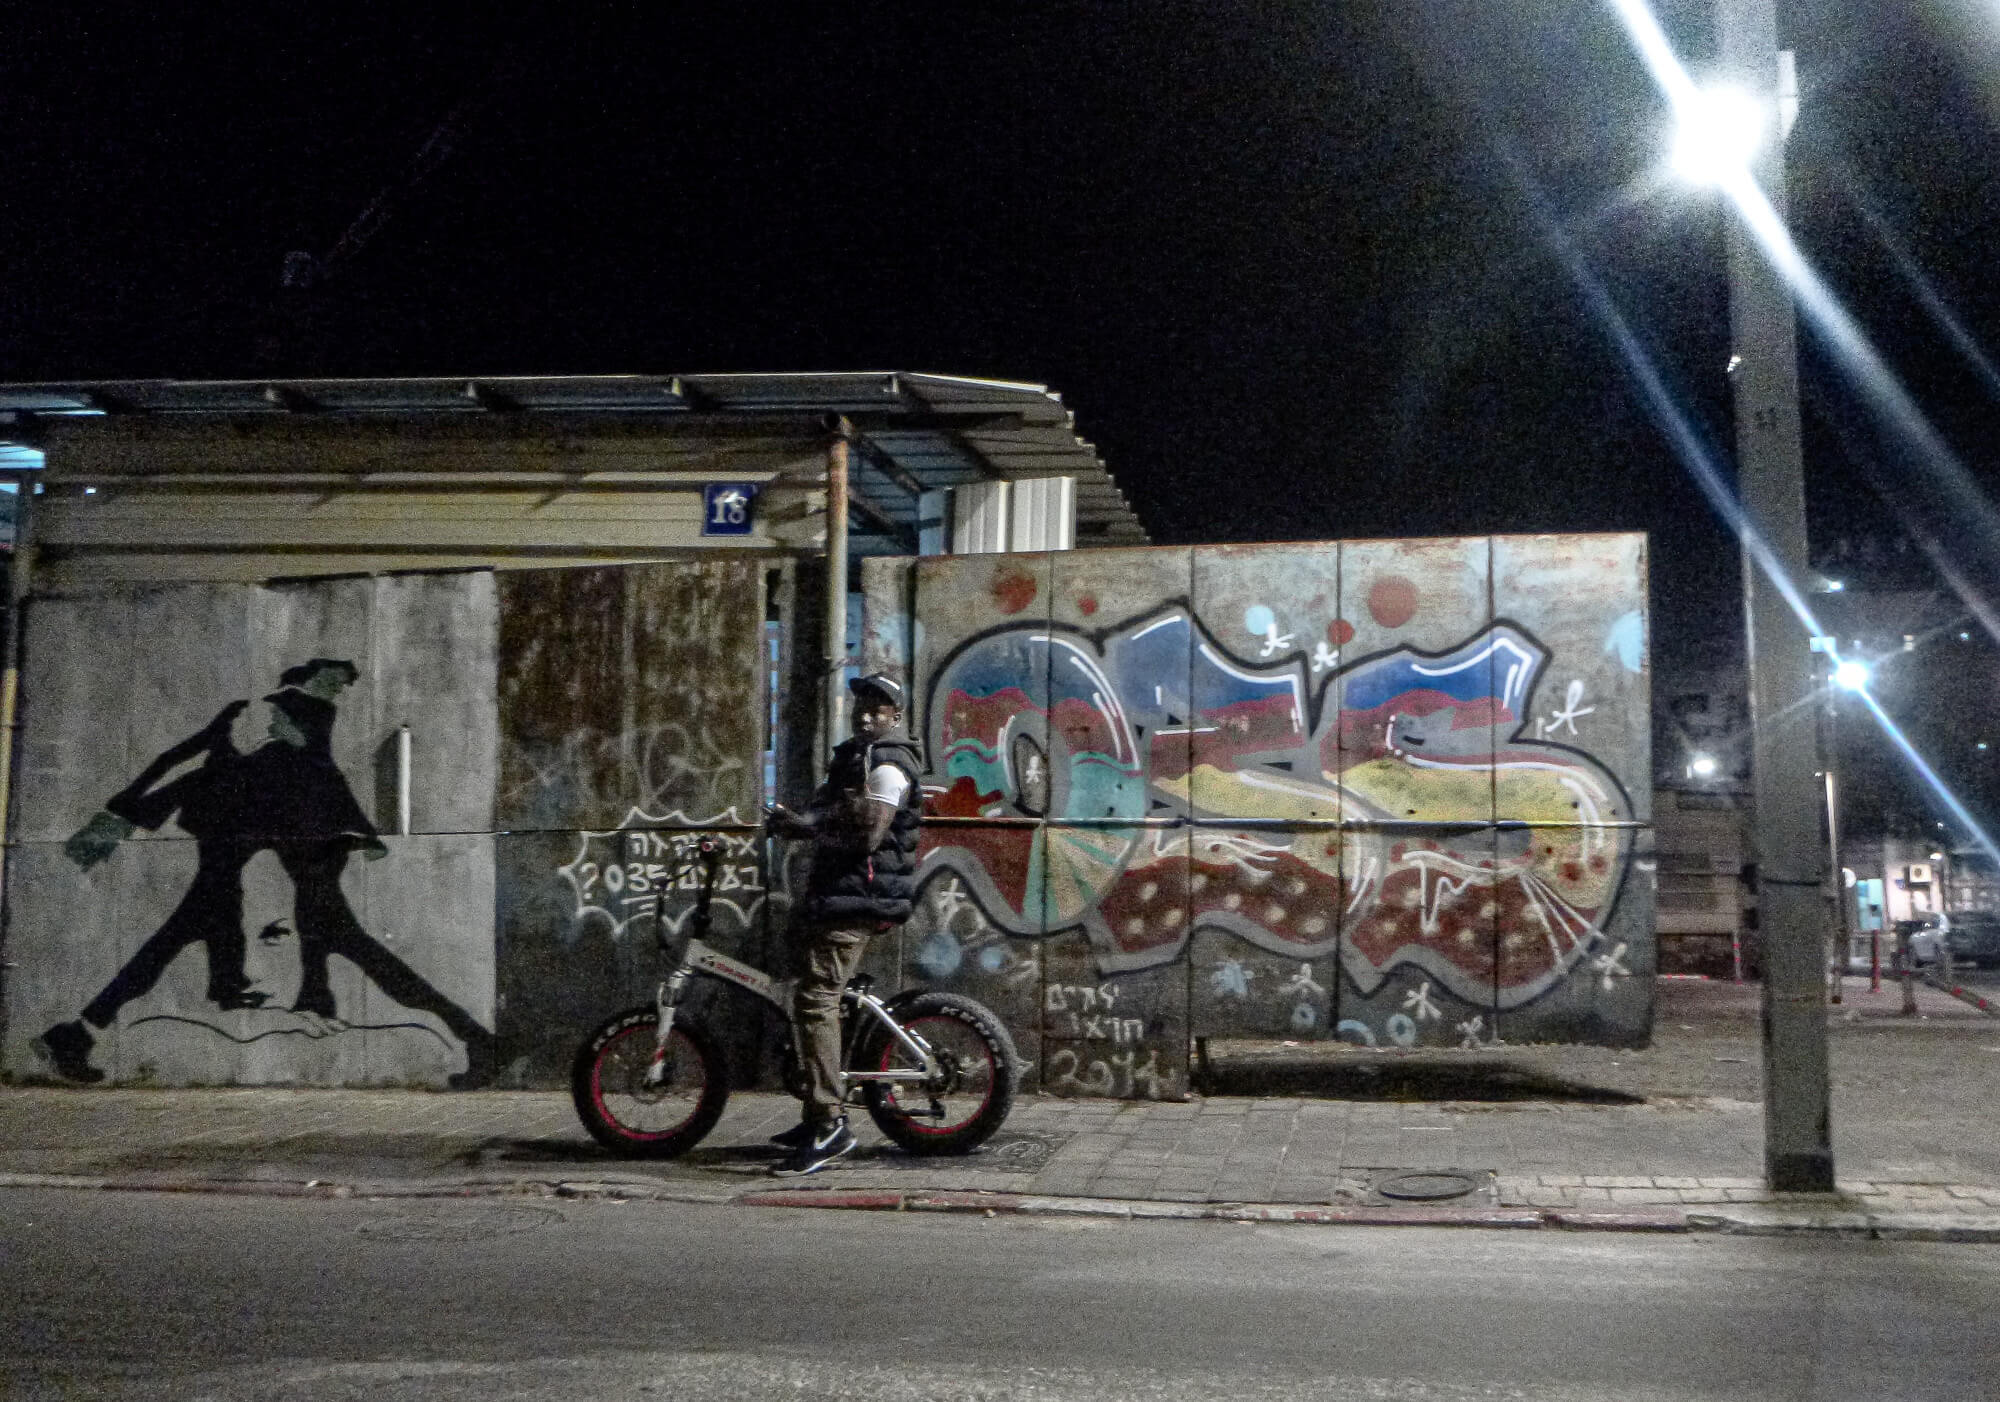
571 1007 729 1158
861 991 1018 1156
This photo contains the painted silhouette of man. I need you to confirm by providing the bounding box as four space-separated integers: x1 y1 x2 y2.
256 673 496 1086
37 659 495 1088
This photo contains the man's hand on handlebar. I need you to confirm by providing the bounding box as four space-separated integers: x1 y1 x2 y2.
764 803 815 840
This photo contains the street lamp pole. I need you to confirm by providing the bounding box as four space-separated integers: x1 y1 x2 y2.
1717 0 1836 1191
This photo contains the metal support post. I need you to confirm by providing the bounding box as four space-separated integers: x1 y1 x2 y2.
822 426 852 766
1822 682 1851 1004
0 481 35 920
1719 0 1835 1192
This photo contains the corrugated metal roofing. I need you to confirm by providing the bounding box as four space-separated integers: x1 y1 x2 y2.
0 371 1148 549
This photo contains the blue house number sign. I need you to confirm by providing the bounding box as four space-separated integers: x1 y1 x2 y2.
701 482 758 536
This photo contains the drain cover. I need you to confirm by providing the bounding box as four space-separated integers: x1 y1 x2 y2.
1374 1170 1479 1202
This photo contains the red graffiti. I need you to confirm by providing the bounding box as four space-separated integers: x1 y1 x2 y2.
992 568 1038 615
1367 575 1419 629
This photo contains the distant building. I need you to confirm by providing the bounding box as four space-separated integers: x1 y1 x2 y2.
1650 538 2000 975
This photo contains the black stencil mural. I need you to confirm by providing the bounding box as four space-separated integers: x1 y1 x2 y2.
34 659 497 1087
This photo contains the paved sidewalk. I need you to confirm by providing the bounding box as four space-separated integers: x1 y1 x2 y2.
4 974 1999 1238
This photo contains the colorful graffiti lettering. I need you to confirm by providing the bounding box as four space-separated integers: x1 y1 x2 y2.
917 607 1633 1011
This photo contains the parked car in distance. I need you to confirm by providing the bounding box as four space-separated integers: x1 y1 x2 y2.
1892 917 1944 967
1944 911 2000 969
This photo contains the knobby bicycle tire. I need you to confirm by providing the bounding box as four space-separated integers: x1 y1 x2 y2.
571 1006 730 1158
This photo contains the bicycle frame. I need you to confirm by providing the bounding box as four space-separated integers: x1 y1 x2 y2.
641 835 940 1093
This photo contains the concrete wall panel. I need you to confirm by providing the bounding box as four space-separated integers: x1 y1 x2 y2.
250 577 378 801
1188 543 1339 823
1039 927 1187 1101
123 584 255 841
496 821 778 1086
1494 828 1655 1048
356 834 498 1085
8 573 504 1088
14 593 155 843
1491 533 1651 824
495 563 763 833
495 567 632 833
1050 547 1195 821
370 571 500 836
1182 816 1341 1042
2 843 137 1079
1336 825 1500 1050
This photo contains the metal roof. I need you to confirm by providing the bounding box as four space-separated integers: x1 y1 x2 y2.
0 371 1148 551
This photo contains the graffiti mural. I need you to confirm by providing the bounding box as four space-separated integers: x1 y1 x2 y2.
864 535 1652 1091
31 658 498 1088
921 610 1632 1007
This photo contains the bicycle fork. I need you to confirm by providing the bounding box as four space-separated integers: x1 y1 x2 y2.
646 964 692 1089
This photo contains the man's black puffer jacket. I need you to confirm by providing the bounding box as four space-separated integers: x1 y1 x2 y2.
804 734 925 923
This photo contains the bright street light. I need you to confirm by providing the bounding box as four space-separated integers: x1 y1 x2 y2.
1690 753 1720 779
1832 659 1871 692
1670 84 1766 185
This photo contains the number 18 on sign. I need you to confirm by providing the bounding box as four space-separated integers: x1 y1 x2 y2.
701 482 758 536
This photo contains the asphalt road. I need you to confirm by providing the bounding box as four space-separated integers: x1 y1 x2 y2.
4 1189 1998 1401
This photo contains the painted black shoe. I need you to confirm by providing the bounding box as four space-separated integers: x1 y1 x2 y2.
769 1120 815 1150
769 1118 856 1176
35 1020 104 1084
448 1030 500 1091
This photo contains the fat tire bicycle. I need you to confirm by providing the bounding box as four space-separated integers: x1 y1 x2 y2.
571 834 1020 1160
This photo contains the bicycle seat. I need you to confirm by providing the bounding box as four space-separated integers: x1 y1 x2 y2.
844 973 875 995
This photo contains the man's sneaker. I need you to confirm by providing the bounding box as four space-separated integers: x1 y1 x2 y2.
769 1118 856 1176
769 1120 815 1150
35 1020 103 1084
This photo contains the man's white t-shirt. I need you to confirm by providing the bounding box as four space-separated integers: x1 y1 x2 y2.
865 761 912 809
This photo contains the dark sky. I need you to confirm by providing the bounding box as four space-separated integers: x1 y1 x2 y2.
6 2 2000 675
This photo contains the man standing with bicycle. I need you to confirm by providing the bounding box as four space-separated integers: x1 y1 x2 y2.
764 672 925 1175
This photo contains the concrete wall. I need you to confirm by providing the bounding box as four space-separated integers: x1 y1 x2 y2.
5 536 1650 1099
861 535 1654 1098
3 560 775 1089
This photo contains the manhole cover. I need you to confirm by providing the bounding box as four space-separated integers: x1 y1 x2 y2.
1374 1171 1479 1202
356 1205 565 1242
983 1130 1066 1172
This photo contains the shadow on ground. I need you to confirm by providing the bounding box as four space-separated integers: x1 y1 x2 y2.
1194 1052 1646 1104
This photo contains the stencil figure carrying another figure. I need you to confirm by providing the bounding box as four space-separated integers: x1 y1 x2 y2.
36 659 497 1088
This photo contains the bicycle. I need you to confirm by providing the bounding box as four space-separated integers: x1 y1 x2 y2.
571 833 1021 1159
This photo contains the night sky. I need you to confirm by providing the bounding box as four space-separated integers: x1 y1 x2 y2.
7 2 2000 679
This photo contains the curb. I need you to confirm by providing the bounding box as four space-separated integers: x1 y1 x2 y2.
0 1170 739 1207
738 1187 1673 1232
6 1170 2000 1241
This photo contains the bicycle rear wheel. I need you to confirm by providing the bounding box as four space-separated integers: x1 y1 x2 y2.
571 1006 729 1158
860 991 1018 1156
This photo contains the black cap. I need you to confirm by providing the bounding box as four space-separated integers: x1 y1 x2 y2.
847 672 905 708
